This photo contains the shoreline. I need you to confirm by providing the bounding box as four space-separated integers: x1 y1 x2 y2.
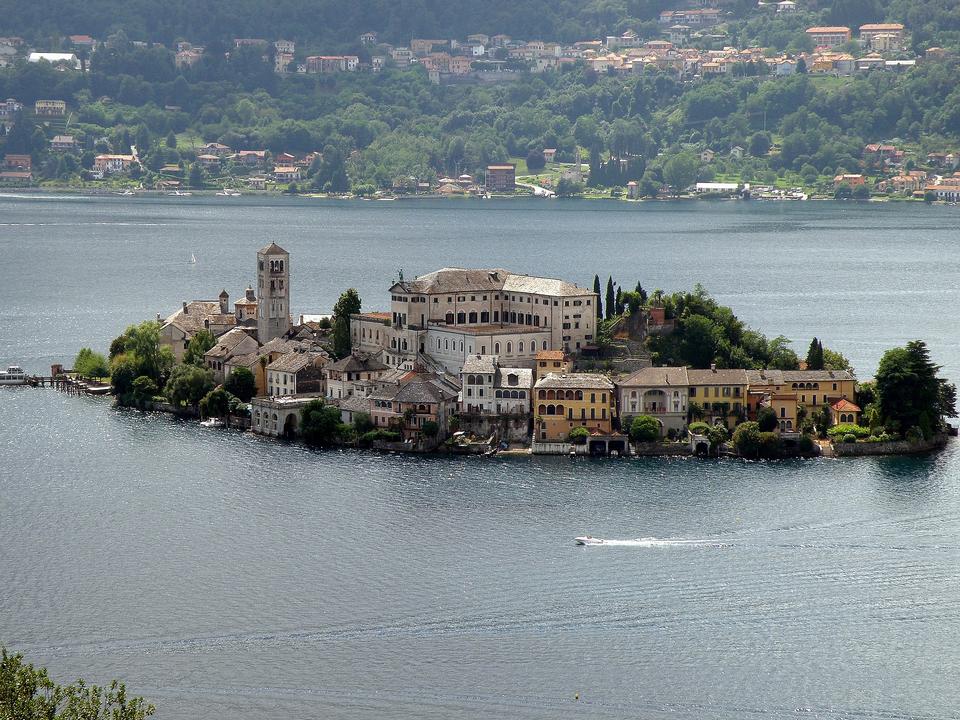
0 186 947 205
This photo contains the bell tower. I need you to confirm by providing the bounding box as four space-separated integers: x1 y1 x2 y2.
257 242 290 343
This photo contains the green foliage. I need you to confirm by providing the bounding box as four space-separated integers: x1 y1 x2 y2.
199 387 231 418
332 288 361 358
224 366 256 402
525 149 546 170
74 348 109 378
805 338 824 371
767 335 800 370
798 435 815 453
852 183 870 200
353 411 374 434
568 426 590 444
688 421 711 436
0 646 155 720
300 399 346 445
732 421 761 457
629 415 661 442
117 321 172 384
360 428 401 446
593 275 603 320
757 431 784 458
827 423 871 440
183 329 216 367
876 340 956 436
841 433 858 443
421 420 439 438
555 177 585 197
757 406 779 432
164 364 214 408
109 353 139 399
130 375 158 407
663 152 698 194
605 276 615 321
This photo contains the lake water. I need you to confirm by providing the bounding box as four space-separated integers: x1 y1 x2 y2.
2 195 960 719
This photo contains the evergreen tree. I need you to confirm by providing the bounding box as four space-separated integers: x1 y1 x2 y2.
876 340 956 436
332 288 362 358
593 275 602 320
605 276 615 321
634 281 648 305
615 286 624 315
806 337 824 370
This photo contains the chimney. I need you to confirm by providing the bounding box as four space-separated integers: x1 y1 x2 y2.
182 301 188 314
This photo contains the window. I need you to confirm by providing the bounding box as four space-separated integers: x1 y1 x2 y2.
519 342 524 352
590 393 596 403
495 343 500 353
481 311 489 323
506 342 512 353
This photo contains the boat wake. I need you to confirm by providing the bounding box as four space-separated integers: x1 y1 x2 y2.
580 536 731 548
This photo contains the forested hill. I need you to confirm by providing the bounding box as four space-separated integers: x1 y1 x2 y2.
3 0 958 49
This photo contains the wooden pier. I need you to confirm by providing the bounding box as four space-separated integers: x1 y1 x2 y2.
27 371 112 396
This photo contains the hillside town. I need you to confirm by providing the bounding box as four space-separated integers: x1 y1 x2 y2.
131 242 887 458
2 15 960 200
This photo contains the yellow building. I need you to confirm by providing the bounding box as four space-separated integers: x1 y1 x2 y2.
687 367 749 429
534 373 616 441
534 350 573 382
747 369 857 432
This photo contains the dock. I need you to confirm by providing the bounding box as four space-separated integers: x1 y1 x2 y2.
26 366 112 395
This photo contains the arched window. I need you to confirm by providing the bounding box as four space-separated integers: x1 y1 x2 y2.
576 390 583 400
495 343 500 353
538 404 546 415
546 404 556 415
480 311 489 323
511 390 519 399
566 390 575 400
556 404 564 416
445 312 454 324
495 390 502 398
518 391 525 399
457 312 466 324
437 338 441 349
813 383 820 389
402 339 407 350
519 341 524 352
469 311 477 323
538 390 546 399
547 389 556 400
631 390 637 398
542 341 548 350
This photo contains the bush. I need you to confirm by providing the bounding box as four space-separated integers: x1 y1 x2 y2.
757 407 778 432
353 411 374 434
798 435 815 453
732 421 761 457
568 426 589 444
165 364 215 408
130 375 158 408
688 421 711 436
224 366 256 402
842 433 857 443
827 423 870 440
421 420 439 438
74 348 109 378
360 429 401 446
757 432 784 457
629 415 661 442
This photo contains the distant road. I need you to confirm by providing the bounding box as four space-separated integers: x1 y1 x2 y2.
516 181 555 197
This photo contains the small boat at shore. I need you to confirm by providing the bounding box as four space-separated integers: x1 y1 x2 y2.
574 536 605 546
199 418 224 428
0 365 27 385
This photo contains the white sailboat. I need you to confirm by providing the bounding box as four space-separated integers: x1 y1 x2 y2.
190 253 197 264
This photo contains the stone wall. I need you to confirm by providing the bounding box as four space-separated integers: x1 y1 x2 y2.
832 434 949 457
457 414 531 443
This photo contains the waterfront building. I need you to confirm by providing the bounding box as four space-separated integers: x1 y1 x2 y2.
225 337 305 395
352 268 598 373
686 366 749 430
324 352 390 400
367 368 460 441
160 299 237 362
486 164 516 191
617 366 690 437
257 242 290 343
34 99 67 116
251 393 323 437
266 349 328 397
204 327 259 383
534 373 616 441
459 355 533 415
831 398 862 425
746 368 857 432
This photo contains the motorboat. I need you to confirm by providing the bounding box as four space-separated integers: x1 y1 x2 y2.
216 188 241 196
0 365 27 385
199 418 224 428
168 190 192 197
574 536 605 546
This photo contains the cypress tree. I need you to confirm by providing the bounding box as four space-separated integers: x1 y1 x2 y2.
806 338 824 370
605 276 615 320
615 286 624 315
593 274 603 319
